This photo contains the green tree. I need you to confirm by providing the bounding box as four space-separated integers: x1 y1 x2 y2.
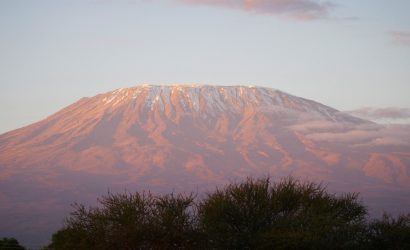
46 191 197 250
46 176 410 250
198 177 368 249
150 193 199 249
0 237 26 250
368 213 410 250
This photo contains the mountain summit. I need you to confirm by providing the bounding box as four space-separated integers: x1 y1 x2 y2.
79 84 362 121
1 85 370 184
1 85 409 246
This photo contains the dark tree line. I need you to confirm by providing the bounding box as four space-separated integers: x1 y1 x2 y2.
0 238 26 250
44 177 410 250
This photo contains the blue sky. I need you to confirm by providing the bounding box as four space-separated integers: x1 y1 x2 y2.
0 0 409 133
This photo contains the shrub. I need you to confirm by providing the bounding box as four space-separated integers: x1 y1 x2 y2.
0 237 26 250
46 177 410 250
367 213 410 250
198 177 368 249
47 192 197 250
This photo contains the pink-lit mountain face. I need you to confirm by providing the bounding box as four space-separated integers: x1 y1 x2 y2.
1 85 410 246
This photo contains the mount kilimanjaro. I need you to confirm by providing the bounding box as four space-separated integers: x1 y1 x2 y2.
1 85 410 246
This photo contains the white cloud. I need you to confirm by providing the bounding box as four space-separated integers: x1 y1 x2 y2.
390 31 410 47
347 107 410 124
176 0 335 20
292 117 410 147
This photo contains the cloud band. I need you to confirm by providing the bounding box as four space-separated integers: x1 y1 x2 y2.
176 0 335 20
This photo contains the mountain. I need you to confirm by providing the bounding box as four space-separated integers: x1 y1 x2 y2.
1 85 410 246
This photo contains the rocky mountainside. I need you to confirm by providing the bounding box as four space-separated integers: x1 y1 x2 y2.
1 85 410 246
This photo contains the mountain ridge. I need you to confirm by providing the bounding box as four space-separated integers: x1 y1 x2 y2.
0 84 409 246
0 84 367 138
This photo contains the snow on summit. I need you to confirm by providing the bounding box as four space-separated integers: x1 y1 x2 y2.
98 84 350 121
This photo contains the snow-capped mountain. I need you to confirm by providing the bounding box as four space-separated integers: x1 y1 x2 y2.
1 85 409 246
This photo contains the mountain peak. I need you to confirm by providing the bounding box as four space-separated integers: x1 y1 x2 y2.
95 84 350 122
1 84 409 247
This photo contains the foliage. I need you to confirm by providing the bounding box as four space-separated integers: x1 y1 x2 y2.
47 192 197 250
198 177 368 249
367 213 410 250
0 237 26 250
45 177 410 250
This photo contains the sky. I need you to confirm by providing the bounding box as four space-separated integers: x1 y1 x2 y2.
0 0 409 133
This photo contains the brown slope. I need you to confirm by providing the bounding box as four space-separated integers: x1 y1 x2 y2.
1 85 409 189
0 85 409 246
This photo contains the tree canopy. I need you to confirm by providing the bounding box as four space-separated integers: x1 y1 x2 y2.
0 238 26 250
198 178 368 249
45 177 410 250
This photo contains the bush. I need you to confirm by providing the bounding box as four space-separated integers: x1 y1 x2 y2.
198 177 368 249
45 177 410 249
367 213 410 250
0 238 26 250
47 192 197 250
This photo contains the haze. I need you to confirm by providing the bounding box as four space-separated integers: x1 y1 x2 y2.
0 0 409 133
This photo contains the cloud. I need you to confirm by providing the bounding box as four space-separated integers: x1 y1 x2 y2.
290 120 346 132
176 0 336 20
371 124 410 146
306 126 410 147
289 112 410 147
291 117 410 147
390 31 410 47
347 107 410 121
306 129 379 143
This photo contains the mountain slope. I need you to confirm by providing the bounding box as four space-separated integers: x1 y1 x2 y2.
1 85 409 246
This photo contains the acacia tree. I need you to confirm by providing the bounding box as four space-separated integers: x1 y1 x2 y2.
47 192 197 250
0 238 26 250
367 213 410 250
45 177 410 250
198 177 368 249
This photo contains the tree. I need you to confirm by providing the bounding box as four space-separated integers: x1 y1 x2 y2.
46 192 197 250
46 176 410 249
0 237 26 250
368 213 410 250
150 193 199 249
198 177 368 249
